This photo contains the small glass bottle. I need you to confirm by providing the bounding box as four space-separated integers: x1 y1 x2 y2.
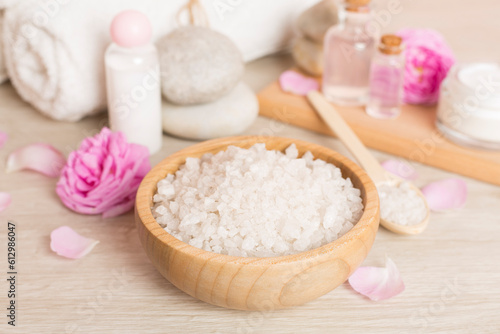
105 10 162 155
322 0 376 106
366 34 405 119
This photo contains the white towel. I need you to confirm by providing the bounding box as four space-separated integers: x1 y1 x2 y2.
0 0 17 8
3 0 318 121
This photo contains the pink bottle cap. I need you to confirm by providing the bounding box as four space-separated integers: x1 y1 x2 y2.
110 10 152 48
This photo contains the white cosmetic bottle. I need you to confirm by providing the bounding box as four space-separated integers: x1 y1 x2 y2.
105 10 162 155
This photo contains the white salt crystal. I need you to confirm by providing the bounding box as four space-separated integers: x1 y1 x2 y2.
378 182 427 226
152 144 364 257
217 226 229 239
323 206 338 229
242 236 257 251
158 184 175 198
272 239 288 254
185 157 199 170
285 143 299 159
155 205 168 215
189 238 204 248
169 202 179 214
181 213 200 226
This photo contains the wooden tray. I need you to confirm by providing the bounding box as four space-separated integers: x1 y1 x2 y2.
258 79 500 187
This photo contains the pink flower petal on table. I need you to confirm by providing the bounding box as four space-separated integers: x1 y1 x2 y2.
0 192 12 212
421 178 467 211
50 226 99 259
0 131 7 149
381 159 419 180
279 70 319 96
6 143 66 177
348 258 405 301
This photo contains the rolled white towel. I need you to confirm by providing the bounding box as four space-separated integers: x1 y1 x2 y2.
3 0 318 121
0 0 24 84
0 0 17 9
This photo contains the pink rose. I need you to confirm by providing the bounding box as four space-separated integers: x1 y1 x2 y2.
397 29 456 105
56 127 150 218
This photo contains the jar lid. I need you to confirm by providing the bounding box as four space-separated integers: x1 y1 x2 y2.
457 63 500 92
445 63 500 111
379 34 403 55
345 0 371 12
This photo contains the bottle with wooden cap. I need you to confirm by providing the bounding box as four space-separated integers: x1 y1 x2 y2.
366 34 405 119
322 0 376 106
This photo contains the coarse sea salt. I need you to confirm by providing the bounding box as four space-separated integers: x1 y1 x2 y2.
152 143 364 257
378 182 427 226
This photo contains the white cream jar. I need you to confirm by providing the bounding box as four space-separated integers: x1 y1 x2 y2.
436 63 500 150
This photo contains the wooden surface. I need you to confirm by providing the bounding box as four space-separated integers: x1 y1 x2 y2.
1 1 500 332
259 77 500 187
135 136 379 310
0 56 500 334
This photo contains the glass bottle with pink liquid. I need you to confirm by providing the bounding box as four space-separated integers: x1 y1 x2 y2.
322 0 376 106
366 34 405 119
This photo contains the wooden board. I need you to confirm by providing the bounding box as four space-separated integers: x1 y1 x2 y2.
258 79 500 187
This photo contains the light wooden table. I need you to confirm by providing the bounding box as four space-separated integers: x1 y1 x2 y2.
1 1 500 333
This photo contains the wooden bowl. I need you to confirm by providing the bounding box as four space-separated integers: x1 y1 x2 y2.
135 136 379 310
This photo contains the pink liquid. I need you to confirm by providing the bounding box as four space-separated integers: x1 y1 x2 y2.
322 11 376 106
366 53 404 119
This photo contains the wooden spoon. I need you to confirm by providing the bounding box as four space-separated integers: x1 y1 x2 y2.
307 91 430 235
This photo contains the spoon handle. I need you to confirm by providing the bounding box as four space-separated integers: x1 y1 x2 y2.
307 91 386 183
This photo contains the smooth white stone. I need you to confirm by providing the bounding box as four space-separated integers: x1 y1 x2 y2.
158 26 244 105
162 82 258 140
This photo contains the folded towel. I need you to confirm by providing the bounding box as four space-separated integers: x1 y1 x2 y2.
3 0 318 121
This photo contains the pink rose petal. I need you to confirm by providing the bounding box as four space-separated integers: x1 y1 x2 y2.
6 143 66 177
348 257 405 301
381 159 419 180
0 131 7 149
421 178 467 212
50 226 99 259
0 192 12 213
279 70 319 96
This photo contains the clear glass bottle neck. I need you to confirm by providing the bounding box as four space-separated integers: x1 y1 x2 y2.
342 9 372 26
376 50 403 58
